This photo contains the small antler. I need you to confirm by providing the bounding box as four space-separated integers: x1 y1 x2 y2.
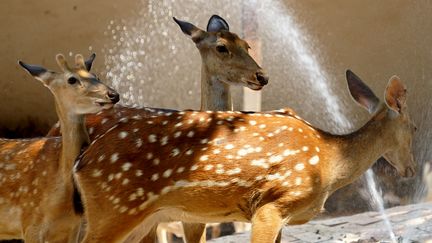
56 54 71 72
75 54 86 70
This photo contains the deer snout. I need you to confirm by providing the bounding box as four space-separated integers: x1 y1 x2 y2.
107 90 120 104
256 72 269 86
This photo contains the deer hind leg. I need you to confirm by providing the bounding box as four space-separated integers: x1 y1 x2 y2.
250 203 283 243
182 222 206 243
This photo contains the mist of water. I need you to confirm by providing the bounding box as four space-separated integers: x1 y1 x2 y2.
251 0 352 133
365 169 397 242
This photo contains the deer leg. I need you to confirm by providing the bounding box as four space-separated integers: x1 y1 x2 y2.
138 224 158 243
250 203 283 243
275 230 282 243
182 222 206 243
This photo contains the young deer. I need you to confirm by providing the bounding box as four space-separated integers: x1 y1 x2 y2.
0 54 119 242
74 70 416 243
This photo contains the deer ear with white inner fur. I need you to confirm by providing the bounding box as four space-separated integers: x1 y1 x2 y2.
384 75 407 114
206 15 229 32
346 69 380 114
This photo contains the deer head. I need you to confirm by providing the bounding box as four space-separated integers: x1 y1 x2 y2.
173 15 269 90
346 70 416 177
18 53 120 116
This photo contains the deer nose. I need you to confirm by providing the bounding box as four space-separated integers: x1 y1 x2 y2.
107 90 120 104
256 72 269 86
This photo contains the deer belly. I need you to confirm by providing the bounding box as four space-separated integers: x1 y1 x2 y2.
148 207 247 225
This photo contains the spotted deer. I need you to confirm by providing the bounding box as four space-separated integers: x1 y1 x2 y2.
73 69 416 243
0 54 119 242
47 15 268 242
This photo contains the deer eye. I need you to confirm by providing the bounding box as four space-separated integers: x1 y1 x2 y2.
216 45 229 54
67 77 78 85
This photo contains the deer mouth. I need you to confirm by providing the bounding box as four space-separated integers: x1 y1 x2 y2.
95 100 115 108
246 81 263 91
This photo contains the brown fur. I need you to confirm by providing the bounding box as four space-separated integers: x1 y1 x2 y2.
74 74 416 243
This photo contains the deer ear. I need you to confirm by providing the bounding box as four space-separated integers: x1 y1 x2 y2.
18 60 52 85
384 75 407 114
173 17 207 43
206 15 229 32
84 53 96 71
346 70 380 114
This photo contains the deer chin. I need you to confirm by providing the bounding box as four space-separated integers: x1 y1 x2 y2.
382 155 416 178
95 101 114 109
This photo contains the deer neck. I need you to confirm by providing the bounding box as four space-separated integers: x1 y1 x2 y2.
328 107 392 191
55 102 90 186
200 65 233 111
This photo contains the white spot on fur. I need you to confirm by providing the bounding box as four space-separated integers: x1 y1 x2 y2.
135 170 143 177
186 149 193 155
295 177 302 186
177 167 185 173
110 153 119 163
136 138 143 148
251 159 269 169
302 146 309 152
269 155 283 163
122 162 132 171
226 168 241 175
187 131 194 137
190 165 198 171
151 173 159 181
171 148 180 157
118 131 128 139
283 149 300 156
294 163 305 171
309 155 319 165
200 155 209 161
153 158 160 165
163 169 173 178
204 164 214 171
148 134 157 143
98 155 105 162
91 170 102 178
161 136 169 146
225 144 234 150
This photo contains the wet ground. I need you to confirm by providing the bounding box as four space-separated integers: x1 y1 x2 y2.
209 202 432 243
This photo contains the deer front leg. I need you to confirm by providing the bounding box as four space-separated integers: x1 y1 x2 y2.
251 203 283 243
182 222 206 243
